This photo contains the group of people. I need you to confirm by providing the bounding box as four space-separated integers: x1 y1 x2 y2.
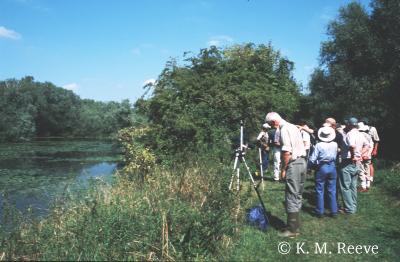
257 112 380 238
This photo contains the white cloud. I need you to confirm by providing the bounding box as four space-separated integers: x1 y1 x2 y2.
207 35 234 47
0 26 21 40
62 83 79 92
143 79 156 86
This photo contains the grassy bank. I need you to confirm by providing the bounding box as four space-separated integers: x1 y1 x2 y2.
1 161 399 261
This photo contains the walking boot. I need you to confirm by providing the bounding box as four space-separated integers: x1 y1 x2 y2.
278 212 299 238
294 212 301 234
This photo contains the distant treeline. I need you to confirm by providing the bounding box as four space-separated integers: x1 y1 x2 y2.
0 76 134 141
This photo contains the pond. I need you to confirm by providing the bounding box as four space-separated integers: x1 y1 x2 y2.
0 138 123 220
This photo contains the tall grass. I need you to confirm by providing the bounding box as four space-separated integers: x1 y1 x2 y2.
1 159 399 261
0 161 239 261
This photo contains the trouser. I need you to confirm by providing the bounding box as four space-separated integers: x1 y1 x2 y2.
315 162 338 215
285 157 307 213
339 161 359 214
359 160 372 189
272 147 281 180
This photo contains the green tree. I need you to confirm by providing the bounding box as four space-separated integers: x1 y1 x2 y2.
135 43 301 160
308 0 400 157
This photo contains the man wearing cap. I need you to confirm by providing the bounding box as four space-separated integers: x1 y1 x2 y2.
309 126 338 218
339 117 369 214
265 112 307 237
257 123 271 172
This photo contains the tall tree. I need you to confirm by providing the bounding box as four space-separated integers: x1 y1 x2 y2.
135 43 301 159
308 0 400 157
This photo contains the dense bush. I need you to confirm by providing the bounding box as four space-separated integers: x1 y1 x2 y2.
135 44 301 162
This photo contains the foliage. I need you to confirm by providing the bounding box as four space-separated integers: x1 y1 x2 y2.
117 127 156 179
0 77 135 141
135 44 301 161
307 0 400 158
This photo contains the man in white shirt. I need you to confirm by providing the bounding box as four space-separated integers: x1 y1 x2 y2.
339 117 369 214
266 112 307 238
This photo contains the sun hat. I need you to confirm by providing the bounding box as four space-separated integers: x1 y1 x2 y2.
262 123 271 129
318 126 336 142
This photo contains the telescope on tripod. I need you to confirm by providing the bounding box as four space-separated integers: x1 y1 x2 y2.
228 120 269 225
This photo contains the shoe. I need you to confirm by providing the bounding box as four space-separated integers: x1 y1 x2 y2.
338 208 346 214
313 212 324 218
278 229 299 238
330 213 338 219
357 187 368 192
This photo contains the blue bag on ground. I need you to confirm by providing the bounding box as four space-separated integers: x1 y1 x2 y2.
247 205 268 231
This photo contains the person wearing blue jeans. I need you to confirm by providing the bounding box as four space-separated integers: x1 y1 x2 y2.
309 126 338 218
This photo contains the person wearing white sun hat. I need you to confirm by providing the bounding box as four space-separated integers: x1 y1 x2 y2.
309 126 339 218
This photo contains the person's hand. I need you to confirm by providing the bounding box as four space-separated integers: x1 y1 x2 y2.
280 170 286 180
372 150 378 157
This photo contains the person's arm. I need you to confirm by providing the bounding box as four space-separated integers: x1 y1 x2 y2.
372 142 379 157
350 146 357 163
308 144 319 165
280 151 291 179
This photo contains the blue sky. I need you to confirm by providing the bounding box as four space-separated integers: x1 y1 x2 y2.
0 0 371 102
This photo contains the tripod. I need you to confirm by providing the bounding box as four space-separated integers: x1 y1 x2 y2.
228 121 270 225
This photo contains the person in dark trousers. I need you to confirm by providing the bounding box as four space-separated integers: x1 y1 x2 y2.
266 112 307 238
257 123 271 171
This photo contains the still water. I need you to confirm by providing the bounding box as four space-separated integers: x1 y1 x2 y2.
0 139 122 219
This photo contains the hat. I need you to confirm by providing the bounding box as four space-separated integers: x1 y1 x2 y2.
358 122 369 131
325 117 336 128
347 117 358 126
262 123 271 129
318 126 336 142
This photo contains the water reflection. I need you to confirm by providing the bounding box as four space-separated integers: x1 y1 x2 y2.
0 139 122 221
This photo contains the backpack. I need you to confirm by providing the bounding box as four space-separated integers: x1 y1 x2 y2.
246 205 269 231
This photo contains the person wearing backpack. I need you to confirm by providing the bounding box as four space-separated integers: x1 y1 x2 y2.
360 117 380 182
358 122 373 192
309 126 338 218
296 120 315 161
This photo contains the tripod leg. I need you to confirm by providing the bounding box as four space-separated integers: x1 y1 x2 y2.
242 157 257 187
243 156 270 225
259 148 264 189
229 156 239 190
236 167 240 191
